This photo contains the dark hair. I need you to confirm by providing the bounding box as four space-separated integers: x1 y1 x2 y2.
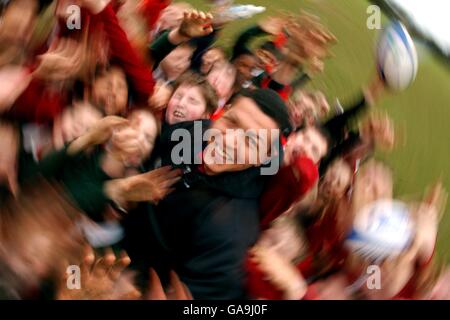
259 41 283 60
172 71 219 115
241 88 293 137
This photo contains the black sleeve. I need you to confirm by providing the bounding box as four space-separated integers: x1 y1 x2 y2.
319 131 362 176
291 72 311 90
149 31 178 69
189 30 218 72
323 94 367 144
39 148 112 222
232 25 268 60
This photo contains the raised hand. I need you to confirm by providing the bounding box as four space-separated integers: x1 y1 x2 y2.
56 247 141 300
283 11 336 70
104 166 182 205
259 15 287 36
148 81 173 111
360 113 395 151
423 182 447 219
68 116 129 155
33 38 85 82
179 10 214 39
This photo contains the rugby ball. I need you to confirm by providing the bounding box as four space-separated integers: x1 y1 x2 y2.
345 199 414 261
377 21 418 91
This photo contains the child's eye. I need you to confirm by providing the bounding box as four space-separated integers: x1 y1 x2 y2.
188 97 200 105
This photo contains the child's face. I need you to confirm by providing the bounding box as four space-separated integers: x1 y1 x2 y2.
255 48 279 72
233 54 257 85
288 92 317 128
284 127 328 165
160 46 193 81
207 63 236 100
166 84 208 124
92 67 129 116
201 48 226 75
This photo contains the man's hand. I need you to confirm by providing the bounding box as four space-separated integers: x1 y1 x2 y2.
169 10 214 44
104 166 182 206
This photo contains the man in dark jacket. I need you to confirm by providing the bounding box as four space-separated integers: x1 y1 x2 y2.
109 89 293 299
153 89 292 299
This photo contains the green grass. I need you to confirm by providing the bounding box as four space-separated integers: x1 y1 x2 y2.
183 0 450 262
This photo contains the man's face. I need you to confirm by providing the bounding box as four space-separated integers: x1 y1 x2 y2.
284 127 328 165
166 84 208 124
160 46 193 81
201 48 226 75
207 63 236 100
255 48 279 72
92 67 129 116
233 54 257 85
288 92 317 128
203 96 279 175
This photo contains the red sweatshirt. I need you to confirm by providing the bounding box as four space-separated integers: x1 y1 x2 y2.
93 4 155 105
260 155 318 229
245 156 319 300
138 0 170 30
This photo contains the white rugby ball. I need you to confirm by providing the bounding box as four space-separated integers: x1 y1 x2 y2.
377 21 418 91
345 199 414 261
